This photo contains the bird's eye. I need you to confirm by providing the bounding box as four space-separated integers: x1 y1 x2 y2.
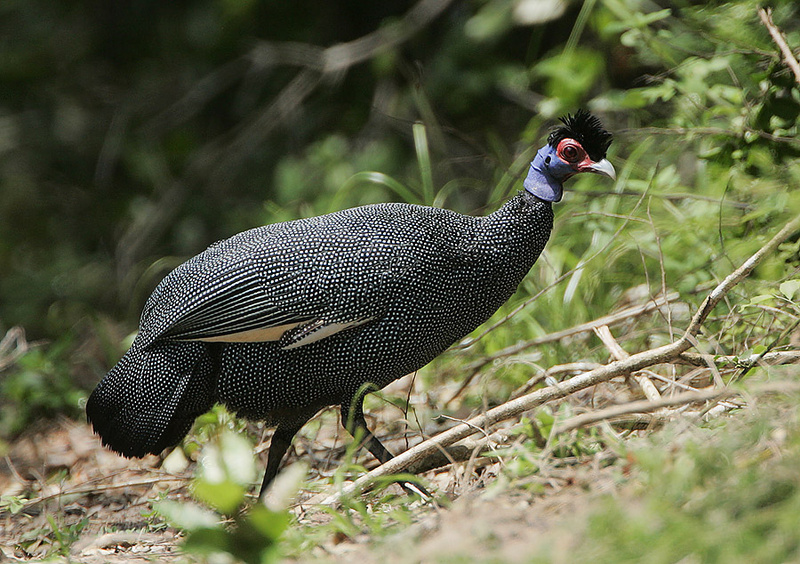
561 143 581 162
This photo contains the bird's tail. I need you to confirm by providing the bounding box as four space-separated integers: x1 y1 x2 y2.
86 341 218 458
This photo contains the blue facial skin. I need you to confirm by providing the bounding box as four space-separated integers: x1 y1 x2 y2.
523 144 576 203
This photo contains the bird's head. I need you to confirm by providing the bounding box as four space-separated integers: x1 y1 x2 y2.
524 110 615 203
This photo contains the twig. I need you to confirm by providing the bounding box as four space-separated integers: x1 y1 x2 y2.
553 380 800 435
684 215 800 338
444 292 679 406
733 319 800 380
678 350 800 368
594 325 662 402
551 388 732 435
593 325 629 361
0 327 29 371
13 476 188 511
758 7 800 86
510 362 603 399
318 214 800 505
470 292 677 368
641 369 700 393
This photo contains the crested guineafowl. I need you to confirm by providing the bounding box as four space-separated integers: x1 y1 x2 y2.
86 110 615 497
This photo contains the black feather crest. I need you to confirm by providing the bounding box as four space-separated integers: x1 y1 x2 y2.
548 109 612 161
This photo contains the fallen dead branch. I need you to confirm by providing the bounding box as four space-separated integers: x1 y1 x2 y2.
594 324 662 402
550 380 800 435
319 213 800 505
552 388 731 435
678 350 800 368
445 292 680 406
759 7 800 85
510 361 603 399
11 475 188 512
0 327 29 372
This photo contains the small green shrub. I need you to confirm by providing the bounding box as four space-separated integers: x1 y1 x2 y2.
155 430 295 564
0 338 83 438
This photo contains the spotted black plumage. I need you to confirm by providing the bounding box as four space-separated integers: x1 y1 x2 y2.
87 112 614 497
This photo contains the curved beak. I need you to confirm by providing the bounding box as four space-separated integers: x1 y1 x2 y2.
586 158 616 180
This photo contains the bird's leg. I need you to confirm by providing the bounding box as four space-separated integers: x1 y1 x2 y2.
340 393 430 499
258 421 305 499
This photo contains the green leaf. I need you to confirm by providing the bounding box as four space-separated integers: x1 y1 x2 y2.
413 122 434 206
182 527 231 555
536 409 555 436
192 479 246 515
1 495 27 514
779 280 800 301
154 500 219 531
244 504 290 540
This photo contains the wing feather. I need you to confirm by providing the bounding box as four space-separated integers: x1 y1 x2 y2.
135 203 473 349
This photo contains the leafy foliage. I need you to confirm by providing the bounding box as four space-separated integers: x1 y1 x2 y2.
155 430 294 564
0 339 84 437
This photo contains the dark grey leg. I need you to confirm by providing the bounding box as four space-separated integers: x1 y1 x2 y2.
341 393 430 499
258 421 306 498
341 398 394 464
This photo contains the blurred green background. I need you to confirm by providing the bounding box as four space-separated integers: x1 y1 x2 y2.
1 0 799 435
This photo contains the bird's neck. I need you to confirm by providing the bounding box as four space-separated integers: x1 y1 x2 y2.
478 191 554 268
523 145 565 202
458 192 553 319
485 191 554 238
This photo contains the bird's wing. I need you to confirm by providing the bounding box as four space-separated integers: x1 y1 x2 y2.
158 275 318 343
137 212 405 348
157 268 376 347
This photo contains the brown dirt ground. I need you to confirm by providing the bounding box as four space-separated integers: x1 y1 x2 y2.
0 410 621 564
0 371 632 563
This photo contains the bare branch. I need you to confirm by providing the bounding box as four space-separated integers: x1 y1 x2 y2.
510 362 603 399
551 381 800 435
551 388 730 435
595 325 662 402
684 214 800 338
678 350 800 368
16 476 187 511
444 292 679 406
758 7 800 86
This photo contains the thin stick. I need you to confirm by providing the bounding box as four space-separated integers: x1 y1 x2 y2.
551 388 732 435
758 7 800 86
16 476 188 510
678 350 800 367
510 361 603 399
445 292 679 406
684 214 800 338
594 325 662 402
553 380 800 435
